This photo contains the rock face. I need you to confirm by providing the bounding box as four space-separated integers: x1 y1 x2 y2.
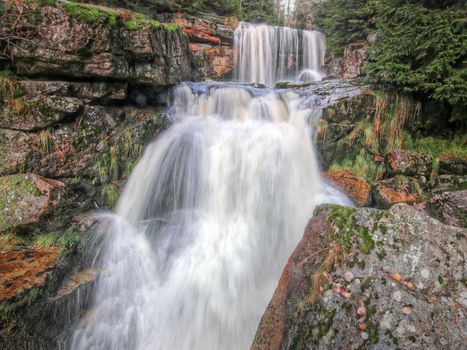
386 149 433 177
420 190 467 228
372 176 422 209
342 41 369 79
7 4 197 84
0 2 182 348
170 14 236 80
318 88 376 167
324 170 371 206
0 174 64 232
439 156 467 175
252 204 467 350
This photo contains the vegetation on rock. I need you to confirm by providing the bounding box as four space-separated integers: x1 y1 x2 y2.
316 0 467 120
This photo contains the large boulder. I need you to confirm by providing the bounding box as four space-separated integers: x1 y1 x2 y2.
0 223 98 350
385 149 433 177
6 3 197 84
169 14 236 79
252 204 467 350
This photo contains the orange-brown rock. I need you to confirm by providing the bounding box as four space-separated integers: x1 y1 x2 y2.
324 170 371 206
170 14 235 79
372 176 422 209
0 245 61 300
183 28 221 45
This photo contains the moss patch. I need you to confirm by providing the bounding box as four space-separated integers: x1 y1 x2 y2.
62 2 119 27
122 12 163 30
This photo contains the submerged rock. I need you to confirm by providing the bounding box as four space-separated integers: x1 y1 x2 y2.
252 204 467 350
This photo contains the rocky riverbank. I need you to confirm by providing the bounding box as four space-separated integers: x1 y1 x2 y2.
0 1 465 349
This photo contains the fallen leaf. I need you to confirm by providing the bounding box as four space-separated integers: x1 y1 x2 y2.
357 306 366 317
391 273 402 282
402 306 412 315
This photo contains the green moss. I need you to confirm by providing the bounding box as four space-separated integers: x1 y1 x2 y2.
100 183 120 209
123 12 163 30
316 309 336 340
164 23 180 32
358 226 374 254
438 276 444 285
329 149 384 183
367 321 379 344
36 0 56 6
34 226 83 257
62 2 118 27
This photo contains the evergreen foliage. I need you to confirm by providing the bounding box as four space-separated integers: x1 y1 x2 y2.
315 0 371 55
242 0 282 25
317 0 467 120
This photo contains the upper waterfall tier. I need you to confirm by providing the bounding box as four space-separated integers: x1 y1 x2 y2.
234 22 326 87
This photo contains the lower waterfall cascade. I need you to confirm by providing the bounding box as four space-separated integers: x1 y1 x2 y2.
70 82 350 350
70 21 349 350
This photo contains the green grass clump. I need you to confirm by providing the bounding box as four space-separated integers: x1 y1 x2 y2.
36 0 56 6
34 226 82 256
411 136 467 159
63 2 118 27
122 12 163 30
164 23 180 32
330 149 384 183
0 70 26 100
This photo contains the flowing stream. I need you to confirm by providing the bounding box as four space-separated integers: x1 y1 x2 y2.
70 24 349 350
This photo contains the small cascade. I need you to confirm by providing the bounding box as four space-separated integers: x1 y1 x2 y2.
70 82 350 350
234 22 326 86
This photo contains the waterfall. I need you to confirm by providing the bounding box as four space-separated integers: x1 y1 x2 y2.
234 22 326 86
70 81 350 350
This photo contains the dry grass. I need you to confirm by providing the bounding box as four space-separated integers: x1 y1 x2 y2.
310 241 345 304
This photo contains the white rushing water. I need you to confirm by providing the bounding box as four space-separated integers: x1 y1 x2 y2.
234 22 326 86
70 83 350 350
70 20 348 350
